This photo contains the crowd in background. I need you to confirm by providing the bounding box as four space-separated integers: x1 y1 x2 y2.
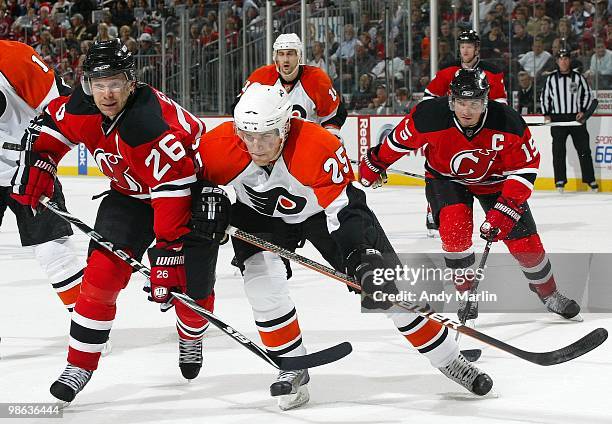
1 0 611 114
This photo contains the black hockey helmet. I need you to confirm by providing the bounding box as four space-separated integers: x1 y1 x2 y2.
449 69 490 111
81 39 135 95
457 29 480 47
556 48 571 58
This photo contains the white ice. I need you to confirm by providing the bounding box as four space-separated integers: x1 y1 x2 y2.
1 177 611 424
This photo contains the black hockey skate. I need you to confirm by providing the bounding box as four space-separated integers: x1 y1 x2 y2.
541 290 582 320
438 353 493 396
50 364 93 405
457 298 478 321
270 369 310 410
179 338 203 380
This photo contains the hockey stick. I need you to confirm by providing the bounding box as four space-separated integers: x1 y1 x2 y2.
39 197 352 371
349 158 425 181
454 240 494 362
528 99 599 127
226 225 608 366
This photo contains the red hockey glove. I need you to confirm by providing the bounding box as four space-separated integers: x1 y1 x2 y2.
10 151 56 211
147 244 186 304
480 196 524 242
358 145 389 189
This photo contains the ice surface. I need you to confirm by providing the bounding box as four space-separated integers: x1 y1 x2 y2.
1 177 611 424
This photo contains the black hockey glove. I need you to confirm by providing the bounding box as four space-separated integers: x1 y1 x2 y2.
346 247 398 310
190 186 231 244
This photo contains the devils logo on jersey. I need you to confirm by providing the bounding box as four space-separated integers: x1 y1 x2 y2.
243 184 307 216
93 148 143 192
450 148 497 183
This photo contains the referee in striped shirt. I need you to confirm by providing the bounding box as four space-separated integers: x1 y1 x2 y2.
541 49 598 193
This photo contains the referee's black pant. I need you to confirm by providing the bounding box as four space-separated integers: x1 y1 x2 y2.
550 117 596 186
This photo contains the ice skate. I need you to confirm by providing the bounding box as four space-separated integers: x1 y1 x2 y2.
50 364 93 407
540 290 582 321
438 353 493 396
179 338 203 380
588 182 599 193
270 369 310 410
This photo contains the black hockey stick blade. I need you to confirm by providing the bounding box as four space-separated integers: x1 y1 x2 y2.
461 349 482 362
528 327 607 366
172 292 352 370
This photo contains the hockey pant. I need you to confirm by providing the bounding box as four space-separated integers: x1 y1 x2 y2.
426 179 558 298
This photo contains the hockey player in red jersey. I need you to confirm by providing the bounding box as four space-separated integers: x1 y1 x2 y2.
424 30 507 103
360 69 581 323
236 33 347 136
10 40 221 405
0 40 84 312
423 29 508 236
192 83 493 410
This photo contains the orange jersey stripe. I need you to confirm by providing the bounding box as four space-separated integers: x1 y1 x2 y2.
258 319 301 348
404 320 443 347
57 283 82 307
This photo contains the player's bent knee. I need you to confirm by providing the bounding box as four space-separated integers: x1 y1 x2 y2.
439 204 473 252
81 249 133 305
504 234 545 267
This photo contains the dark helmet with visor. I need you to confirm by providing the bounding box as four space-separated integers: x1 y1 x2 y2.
81 39 135 95
449 69 490 111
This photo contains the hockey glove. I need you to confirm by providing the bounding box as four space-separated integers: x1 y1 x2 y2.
480 196 524 242
10 150 56 212
147 244 187 305
358 144 389 189
190 186 231 244
346 247 398 310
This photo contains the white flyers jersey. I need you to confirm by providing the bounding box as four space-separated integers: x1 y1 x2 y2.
240 64 340 127
197 119 355 231
0 40 69 186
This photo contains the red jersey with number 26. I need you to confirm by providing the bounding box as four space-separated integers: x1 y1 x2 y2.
30 84 205 243
377 98 539 205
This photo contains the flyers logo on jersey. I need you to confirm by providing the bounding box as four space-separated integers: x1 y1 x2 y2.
243 184 307 216
450 149 497 183
93 148 143 192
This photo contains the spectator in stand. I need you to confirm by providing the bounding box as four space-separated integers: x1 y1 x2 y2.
368 84 389 114
481 20 506 61
359 31 376 58
189 23 200 41
207 10 218 32
595 0 609 22
332 24 360 63
439 20 454 52
70 13 88 41
512 20 533 57
307 40 337 80
51 0 72 19
138 32 156 55
526 3 548 37
519 36 553 79
349 73 374 111
352 42 376 78
70 0 95 25
370 42 405 85
517 70 537 114
80 39 93 56
112 0 135 29
538 17 557 52
56 56 75 87
558 17 581 55
64 28 80 52
0 9 13 39
585 38 612 88
470 0 496 30
568 0 592 36
96 23 112 42
438 39 455 69
359 12 377 40
199 22 218 47
119 25 135 45
326 29 339 57
125 38 137 53
36 30 56 57
391 86 417 114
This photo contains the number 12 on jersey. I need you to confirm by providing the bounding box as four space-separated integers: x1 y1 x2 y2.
324 146 350 184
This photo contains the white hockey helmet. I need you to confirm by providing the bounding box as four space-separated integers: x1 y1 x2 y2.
234 83 293 141
273 33 303 64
